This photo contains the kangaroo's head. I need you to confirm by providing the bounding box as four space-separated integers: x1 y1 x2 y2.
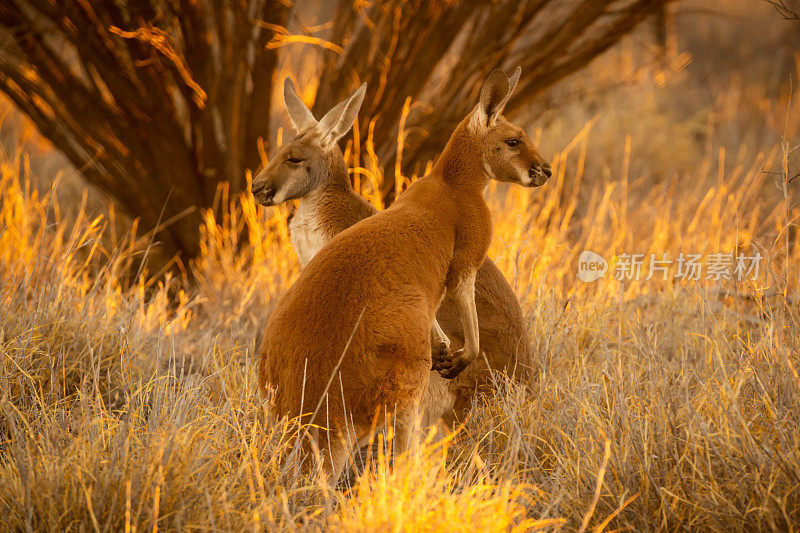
251 79 366 206
471 68 551 187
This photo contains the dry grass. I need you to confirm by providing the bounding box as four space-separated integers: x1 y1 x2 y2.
2 3 800 531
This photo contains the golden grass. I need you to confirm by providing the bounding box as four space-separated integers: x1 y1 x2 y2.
2 35 800 532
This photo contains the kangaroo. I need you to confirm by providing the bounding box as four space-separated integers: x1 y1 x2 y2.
253 76 549 429
256 69 550 480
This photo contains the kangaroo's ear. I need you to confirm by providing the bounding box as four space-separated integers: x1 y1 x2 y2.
507 66 521 97
478 68 519 127
316 83 367 149
283 77 317 132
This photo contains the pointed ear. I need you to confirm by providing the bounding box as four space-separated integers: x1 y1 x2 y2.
283 77 317 132
507 66 521 97
478 68 519 127
316 83 367 149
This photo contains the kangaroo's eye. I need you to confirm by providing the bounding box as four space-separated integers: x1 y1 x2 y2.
505 139 520 147
287 157 304 164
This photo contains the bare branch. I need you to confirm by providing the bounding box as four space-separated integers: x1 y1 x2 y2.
765 0 800 20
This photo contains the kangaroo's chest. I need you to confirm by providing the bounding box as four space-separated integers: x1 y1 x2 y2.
289 205 331 266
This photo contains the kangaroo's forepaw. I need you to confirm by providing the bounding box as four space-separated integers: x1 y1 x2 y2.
432 348 470 379
430 340 450 370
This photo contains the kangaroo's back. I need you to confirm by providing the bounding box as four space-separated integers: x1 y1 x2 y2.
259 172 457 410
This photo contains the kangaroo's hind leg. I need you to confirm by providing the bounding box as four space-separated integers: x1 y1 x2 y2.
389 362 429 460
298 425 352 485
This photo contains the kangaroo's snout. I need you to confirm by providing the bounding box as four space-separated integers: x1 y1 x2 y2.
527 163 552 187
251 181 276 206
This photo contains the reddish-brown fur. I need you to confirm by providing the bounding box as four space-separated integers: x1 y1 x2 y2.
258 69 550 478
254 78 546 429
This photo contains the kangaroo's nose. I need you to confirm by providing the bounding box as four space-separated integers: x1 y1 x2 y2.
251 182 276 205
527 164 552 187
